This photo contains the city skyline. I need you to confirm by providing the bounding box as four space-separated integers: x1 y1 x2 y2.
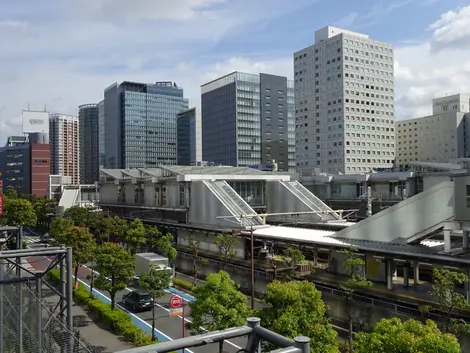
0 0 469 143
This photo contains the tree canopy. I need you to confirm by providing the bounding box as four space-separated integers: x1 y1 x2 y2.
124 218 147 254
50 216 74 242
215 233 239 269
354 318 461 353
187 270 251 333
258 280 339 353
95 242 135 309
1 198 37 227
63 206 93 227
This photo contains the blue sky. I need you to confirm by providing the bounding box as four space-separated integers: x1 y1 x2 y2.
0 0 470 143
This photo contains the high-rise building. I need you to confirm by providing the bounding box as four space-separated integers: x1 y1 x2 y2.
177 107 202 165
201 72 295 171
49 113 80 184
396 94 470 168
98 100 105 167
0 133 50 196
101 81 189 169
294 26 396 175
79 104 100 184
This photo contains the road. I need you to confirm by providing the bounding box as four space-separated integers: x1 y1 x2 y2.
23 234 247 353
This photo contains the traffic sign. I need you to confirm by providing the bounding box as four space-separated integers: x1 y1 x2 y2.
170 295 183 308
169 307 183 317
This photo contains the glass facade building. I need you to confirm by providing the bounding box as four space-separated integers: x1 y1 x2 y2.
79 103 100 184
201 72 295 171
177 107 201 165
102 81 189 169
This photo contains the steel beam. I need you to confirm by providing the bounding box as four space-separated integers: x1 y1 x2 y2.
16 226 23 353
36 276 42 353
0 249 67 259
0 257 4 353
66 247 74 353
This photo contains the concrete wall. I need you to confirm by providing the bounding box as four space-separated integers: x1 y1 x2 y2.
422 175 450 191
332 181 455 243
187 181 237 228
455 175 470 222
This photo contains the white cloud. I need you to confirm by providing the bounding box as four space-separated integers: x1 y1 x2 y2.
395 5 470 119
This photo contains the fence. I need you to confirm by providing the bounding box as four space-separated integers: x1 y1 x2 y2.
0 261 96 353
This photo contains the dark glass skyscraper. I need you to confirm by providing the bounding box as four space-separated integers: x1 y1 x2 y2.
201 72 295 171
79 103 100 184
177 107 201 165
101 81 189 169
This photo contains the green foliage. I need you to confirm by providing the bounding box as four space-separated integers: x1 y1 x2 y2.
64 206 92 227
4 188 18 199
86 212 109 242
138 265 172 341
215 233 239 269
156 233 177 261
187 271 251 333
68 227 95 277
187 233 207 285
340 248 371 350
430 268 470 332
258 280 339 353
50 216 74 242
354 318 461 353
173 277 196 292
125 218 147 254
1 198 37 227
30 196 56 226
95 242 135 310
45 269 153 346
106 216 128 242
282 247 305 279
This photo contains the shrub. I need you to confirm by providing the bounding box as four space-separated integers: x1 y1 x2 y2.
46 270 153 347
173 277 196 292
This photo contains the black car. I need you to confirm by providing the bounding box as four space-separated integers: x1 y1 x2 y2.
40 234 52 243
122 290 153 312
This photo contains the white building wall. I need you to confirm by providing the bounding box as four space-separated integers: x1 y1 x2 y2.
294 26 395 175
396 111 466 167
432 94 470 115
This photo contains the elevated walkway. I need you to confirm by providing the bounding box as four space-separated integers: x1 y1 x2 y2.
266 180 341 222
203 180 264 227
332 181 455 244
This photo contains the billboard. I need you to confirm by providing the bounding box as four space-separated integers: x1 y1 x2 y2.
22 110 49 134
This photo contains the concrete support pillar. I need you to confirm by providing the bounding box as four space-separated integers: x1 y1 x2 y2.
463 230 469 250
444 229 452 253
313 246 318 267
386 258 393 290
403 263 410 288
413 261 420 285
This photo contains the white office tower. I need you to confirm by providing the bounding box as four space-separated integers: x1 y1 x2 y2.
294 26 396 175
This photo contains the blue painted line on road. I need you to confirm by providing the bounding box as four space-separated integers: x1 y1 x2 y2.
75 278 172 343
166 287 195 302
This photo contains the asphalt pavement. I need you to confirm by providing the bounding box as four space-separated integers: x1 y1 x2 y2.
23 234 247 353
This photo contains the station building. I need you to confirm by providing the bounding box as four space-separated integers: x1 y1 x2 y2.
97 164 470 301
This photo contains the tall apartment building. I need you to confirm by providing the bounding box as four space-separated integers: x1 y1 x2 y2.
101 81 188 169
396 94 470 168
79 104 100 184
0 133 50 196
177 107 202 165
98 100 105 167
49 114 80 184
201 72 295 171
294 26 396 175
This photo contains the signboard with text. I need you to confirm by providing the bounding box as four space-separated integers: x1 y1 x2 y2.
22 110 49 134
169 295 184 317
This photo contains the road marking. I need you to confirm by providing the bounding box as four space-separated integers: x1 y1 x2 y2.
83 265 243 350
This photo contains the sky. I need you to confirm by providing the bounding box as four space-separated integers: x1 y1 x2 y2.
0 0 470 143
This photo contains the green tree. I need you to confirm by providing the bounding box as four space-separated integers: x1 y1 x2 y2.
95 242 135 310
49 216 74 241
215 233 239 270
86 212 109 243
187 233 207 286
430 268 470 332
4 188 18 199
156 232 177 262
2 198 37 227
258 280 339 353
63 206 92 227
354 318 461 353
67 227 95 287
187 271 250 333
282 247 305 279
106 215 128 242
340 248 372 351
124 218 147 254
138 264 171 341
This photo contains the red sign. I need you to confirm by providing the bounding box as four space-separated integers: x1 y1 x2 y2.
0 194 3 217
170 295 183 308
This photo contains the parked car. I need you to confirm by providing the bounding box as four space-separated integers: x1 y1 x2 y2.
40 234 52 243
122 290 153 312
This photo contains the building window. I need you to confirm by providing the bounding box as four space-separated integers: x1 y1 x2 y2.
467 185 470 207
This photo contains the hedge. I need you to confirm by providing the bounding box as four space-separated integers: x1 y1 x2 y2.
46 269 154 347
173 277 196 293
